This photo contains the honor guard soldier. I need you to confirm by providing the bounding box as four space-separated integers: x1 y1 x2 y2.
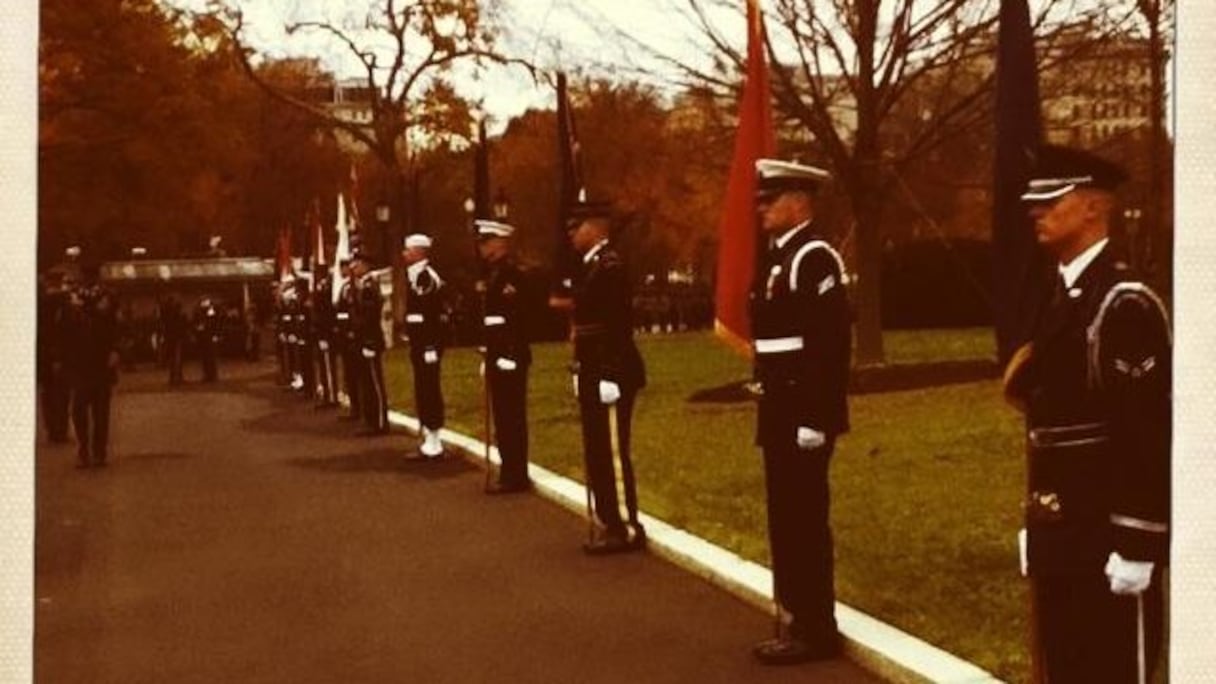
352 252 390 435
278 279 301 389
749 159 851 665
294 275 316 399
312 271 339 408
475 220 533 493
193 295 223 382
60 258 121 468
566 200 647 554
1004 145 1170 683
335 255 363 421
158 294 187 385
402 233 449 459
272 281 290 385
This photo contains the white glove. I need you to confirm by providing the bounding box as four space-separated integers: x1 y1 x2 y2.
495 357 517 372
599 380 621 405
571 374 579 398
423 349 439 365
361 348 375 359
1018 529 1028 577
318 340 329 351
796 426 826 450
1105 552 1154 595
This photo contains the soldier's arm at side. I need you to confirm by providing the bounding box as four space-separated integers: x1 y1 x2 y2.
795 249 849 433
1098 288 1171 563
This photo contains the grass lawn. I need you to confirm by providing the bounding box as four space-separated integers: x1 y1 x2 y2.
384 329 1029 681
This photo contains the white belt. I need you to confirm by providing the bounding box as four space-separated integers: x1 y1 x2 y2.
406 314 425 323
336 313 350 320
484 315 506 326
754 337 804 354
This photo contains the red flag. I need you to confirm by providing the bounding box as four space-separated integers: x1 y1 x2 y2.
714 0 775 354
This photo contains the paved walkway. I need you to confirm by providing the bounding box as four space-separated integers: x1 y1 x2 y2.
35 361 881 683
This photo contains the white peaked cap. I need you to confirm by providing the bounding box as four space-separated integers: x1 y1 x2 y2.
755 158 831 182
404 234 433 249
474 219 515 238
65 245 82 257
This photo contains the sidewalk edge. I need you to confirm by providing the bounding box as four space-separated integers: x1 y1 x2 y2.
386 409 1005 684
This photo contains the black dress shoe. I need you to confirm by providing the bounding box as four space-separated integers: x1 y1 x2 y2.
752 634 840 666
485 480 532 495
583 530 637 555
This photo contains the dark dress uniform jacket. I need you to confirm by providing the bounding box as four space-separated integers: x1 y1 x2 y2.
483 261 532 367
1007 248 1171 575
751 227 851 448
355 274 385 352
571 242 645 394
405 264 448 359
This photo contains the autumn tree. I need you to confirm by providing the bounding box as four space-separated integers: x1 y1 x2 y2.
621 0 1119 364
205 0 533 324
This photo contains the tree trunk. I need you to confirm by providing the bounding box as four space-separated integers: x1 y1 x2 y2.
850 0 886 366
1146 0 1166 292
851 169 886 367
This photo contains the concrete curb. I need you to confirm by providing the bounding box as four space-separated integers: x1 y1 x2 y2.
385 408 1005 684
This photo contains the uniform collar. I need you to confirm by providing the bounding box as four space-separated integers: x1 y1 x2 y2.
1058 237 1108 288
774 220 811 250
583 239 609 264
407 259 429 284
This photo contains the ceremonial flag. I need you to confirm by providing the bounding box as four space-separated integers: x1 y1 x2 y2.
311 198 327 273
332 193 351 305
551 71 585 305
275 222 293 282
713 0 775 353
993 0 1047 366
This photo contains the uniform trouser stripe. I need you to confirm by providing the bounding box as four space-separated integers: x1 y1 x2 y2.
579 392 639 531
368 353 387 430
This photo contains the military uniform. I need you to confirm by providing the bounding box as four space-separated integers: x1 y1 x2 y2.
746 159 850 665
751 220 851 650
312 274 339 407
571 231 647 549
355 270 389 434
335 274 363 420
476 220 533 490
1006 146 1170 683
193 297 222 382
294 277 316 399
61 278 120 467
405 252 449 456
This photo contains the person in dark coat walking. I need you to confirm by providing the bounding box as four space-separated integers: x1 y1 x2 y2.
566 200 647 555
158 295 187 385
475 219 534 492
193 296 222 382
747 159 852 666
1004 145 1170 684
402 234 449 458
37 269 73 442
60 260 121 468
